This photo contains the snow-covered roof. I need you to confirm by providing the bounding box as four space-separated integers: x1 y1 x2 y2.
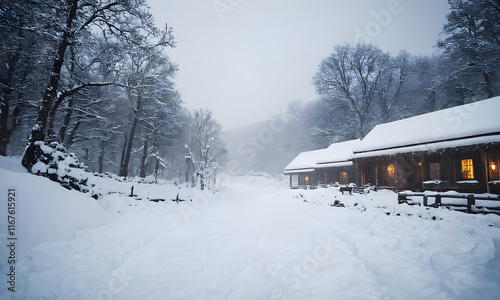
317 139 361 165
284 139 360 174
284 149 326 174
353 97 500 158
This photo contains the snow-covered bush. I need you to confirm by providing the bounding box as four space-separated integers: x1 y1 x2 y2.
29 141 89 191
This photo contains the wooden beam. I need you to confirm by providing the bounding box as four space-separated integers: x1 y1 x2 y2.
483 151 491 194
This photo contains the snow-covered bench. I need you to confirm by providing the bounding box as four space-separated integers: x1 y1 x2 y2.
339 184 371 195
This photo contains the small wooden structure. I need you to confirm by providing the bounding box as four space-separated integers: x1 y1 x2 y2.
284 139 360 188
352 97 500 194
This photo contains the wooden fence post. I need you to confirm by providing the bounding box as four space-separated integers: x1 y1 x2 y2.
467 194 475 213
398 194 407 204
435 194 441 207
423 195 428 207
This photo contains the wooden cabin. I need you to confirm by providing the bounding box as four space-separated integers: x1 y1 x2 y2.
352 97 500 194
284 139 360 188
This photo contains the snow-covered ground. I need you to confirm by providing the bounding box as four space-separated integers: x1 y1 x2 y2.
1 156 500 300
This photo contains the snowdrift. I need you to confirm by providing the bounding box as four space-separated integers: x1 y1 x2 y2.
0 157 107 247
0 156 500 299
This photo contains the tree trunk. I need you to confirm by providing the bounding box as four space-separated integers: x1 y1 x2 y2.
119 115 138 177
0 39 22 156
65 119 81 149
98 139 105 173
0 92 11 155
119 90 143 177
48 46 76 138
58 99 74 143
154 157 160 180
22 0 79 170
484 71 494 99
354 111 365 139
139 138 148 178
119 133 128 176
200 174 205 190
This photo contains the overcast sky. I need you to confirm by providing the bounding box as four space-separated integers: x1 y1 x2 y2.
147 0 450 130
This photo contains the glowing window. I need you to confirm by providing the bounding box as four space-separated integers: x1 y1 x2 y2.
305 176 309 183
387 164 395 180
461 159 474 179
340 172 348 184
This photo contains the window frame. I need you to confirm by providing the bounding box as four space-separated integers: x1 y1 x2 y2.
461 158 474 180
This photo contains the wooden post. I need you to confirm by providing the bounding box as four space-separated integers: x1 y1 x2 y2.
398 194 407 204
423 195 428 207
483 151 491 194
467 194 475 213
130 186 134 197
394 159 398 190
421 162 424 191
435 194 441 207
360 161 365 186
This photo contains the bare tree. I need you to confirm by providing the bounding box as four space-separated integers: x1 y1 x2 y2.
117 41 178 177
313 43 390 138
21 0 175 171
0 0 50 155
378 51 411 123
184 109 227 190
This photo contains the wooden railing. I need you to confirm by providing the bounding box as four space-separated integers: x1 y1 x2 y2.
398 192 500 214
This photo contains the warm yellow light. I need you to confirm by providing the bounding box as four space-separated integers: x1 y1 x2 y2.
387 164 395 180
418 162 422 166
305 176 309 182
461 159 474 179
492 163 497 171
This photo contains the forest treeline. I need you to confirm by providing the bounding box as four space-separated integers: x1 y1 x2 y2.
284 0 500 153
0 0 226 183
1 0 499 180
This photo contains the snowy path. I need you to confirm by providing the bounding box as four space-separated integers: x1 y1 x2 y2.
2 174 500 300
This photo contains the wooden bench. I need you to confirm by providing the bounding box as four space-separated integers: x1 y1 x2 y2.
339 185 371 195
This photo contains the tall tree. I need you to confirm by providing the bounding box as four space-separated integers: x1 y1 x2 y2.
21 0 174 171
377 51 410 123
0 0 50 155
438 0 500 101
184 109 227 189
117 41 178 177
313 43 390 138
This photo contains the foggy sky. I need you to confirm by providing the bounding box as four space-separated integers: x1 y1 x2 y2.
147 0 450 130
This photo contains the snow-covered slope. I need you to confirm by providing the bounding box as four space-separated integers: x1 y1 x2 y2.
1 157 499 299
0 156 107 247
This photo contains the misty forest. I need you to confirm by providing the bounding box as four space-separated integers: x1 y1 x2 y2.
1 0 499 181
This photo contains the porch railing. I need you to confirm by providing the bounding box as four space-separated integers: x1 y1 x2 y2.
398 192 500 214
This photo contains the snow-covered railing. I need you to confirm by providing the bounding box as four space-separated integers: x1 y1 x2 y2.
398 192 500 214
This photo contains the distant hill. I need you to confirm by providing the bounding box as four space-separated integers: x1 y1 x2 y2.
224 119 299 176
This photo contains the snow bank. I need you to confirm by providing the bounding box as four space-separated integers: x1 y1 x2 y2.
1 156 500 299
0 166 107 247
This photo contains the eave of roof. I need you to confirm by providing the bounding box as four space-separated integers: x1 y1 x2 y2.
352 134 500 159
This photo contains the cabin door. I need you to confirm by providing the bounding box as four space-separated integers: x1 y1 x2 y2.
340 171 348 185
